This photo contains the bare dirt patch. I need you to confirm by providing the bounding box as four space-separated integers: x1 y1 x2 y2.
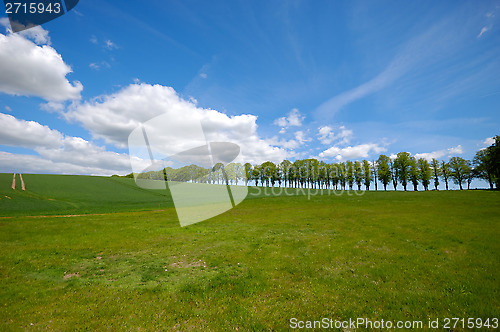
169 260 207 268
63 272 80 280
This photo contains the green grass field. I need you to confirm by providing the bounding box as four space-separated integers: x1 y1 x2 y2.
1 174 499 330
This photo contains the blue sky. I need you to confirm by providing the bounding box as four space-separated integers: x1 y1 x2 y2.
0 0 499 181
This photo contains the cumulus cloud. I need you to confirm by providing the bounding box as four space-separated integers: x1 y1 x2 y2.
0 113 141 175
0 113 63 148
66 83 292 165
0 28 82 102
317 125 353 145
319 143 386 161
274 108 304 132
268 130 311 150
0 152 133 176
414 145 463 161
19 25 51 45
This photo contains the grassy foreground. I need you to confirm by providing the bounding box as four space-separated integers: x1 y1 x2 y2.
0 174 499 330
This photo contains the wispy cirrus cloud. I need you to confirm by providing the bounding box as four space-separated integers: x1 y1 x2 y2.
314 5 487 120
477 26 490 38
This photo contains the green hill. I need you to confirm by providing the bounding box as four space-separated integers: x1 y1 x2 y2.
0 173 174 216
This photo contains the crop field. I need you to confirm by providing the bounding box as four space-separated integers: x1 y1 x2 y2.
0 174 499 330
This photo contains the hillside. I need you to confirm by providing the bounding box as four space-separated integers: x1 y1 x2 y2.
0 174 174 216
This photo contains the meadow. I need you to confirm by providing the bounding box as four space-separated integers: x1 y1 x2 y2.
0 174 499 330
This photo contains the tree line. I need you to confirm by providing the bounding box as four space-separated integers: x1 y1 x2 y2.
126 135 499 191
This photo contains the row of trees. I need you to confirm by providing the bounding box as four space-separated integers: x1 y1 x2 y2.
129 136 499 191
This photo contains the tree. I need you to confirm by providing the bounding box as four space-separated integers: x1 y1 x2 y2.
292 160 302 188
377 155 391 191
260 161 276 187
307 159 319 188
363 160 371 190
465 161 475 190
371 160 378 191
448 157 470 190
473 149 493 189
441 161 450 190
244 163 253 186
490 136 500 189
430 158 440 190
354 161 363 190
212 162 226 185
338 162 347 190
280 160 292 187
417 158 432 191
330 163 340 190
409 156 419 191
318 161 328 189
473 136 500 189
389 158 398 190
346 161 354 190
395 152 411 191
252 166 261 186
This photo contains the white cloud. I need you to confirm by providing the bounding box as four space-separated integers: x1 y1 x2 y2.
447 145 463 155
36 136 136 171
414 145 463 161
274 108 304 132
268 130 311 150
90 35 98 44
0 30 82 102
4 106 12 112
105 39 118 50
318 126 334 144
0 113 142 176
19 25 51 45
40 101 65 112
0 113 63 148
89 61 111 71
317 125 353 145
477 26 490 38
483 137 495 146
0 151 132 176
294 131 311 145
319 143 386 161
199 73 207 79
268 137 300 150
66 83 292 165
